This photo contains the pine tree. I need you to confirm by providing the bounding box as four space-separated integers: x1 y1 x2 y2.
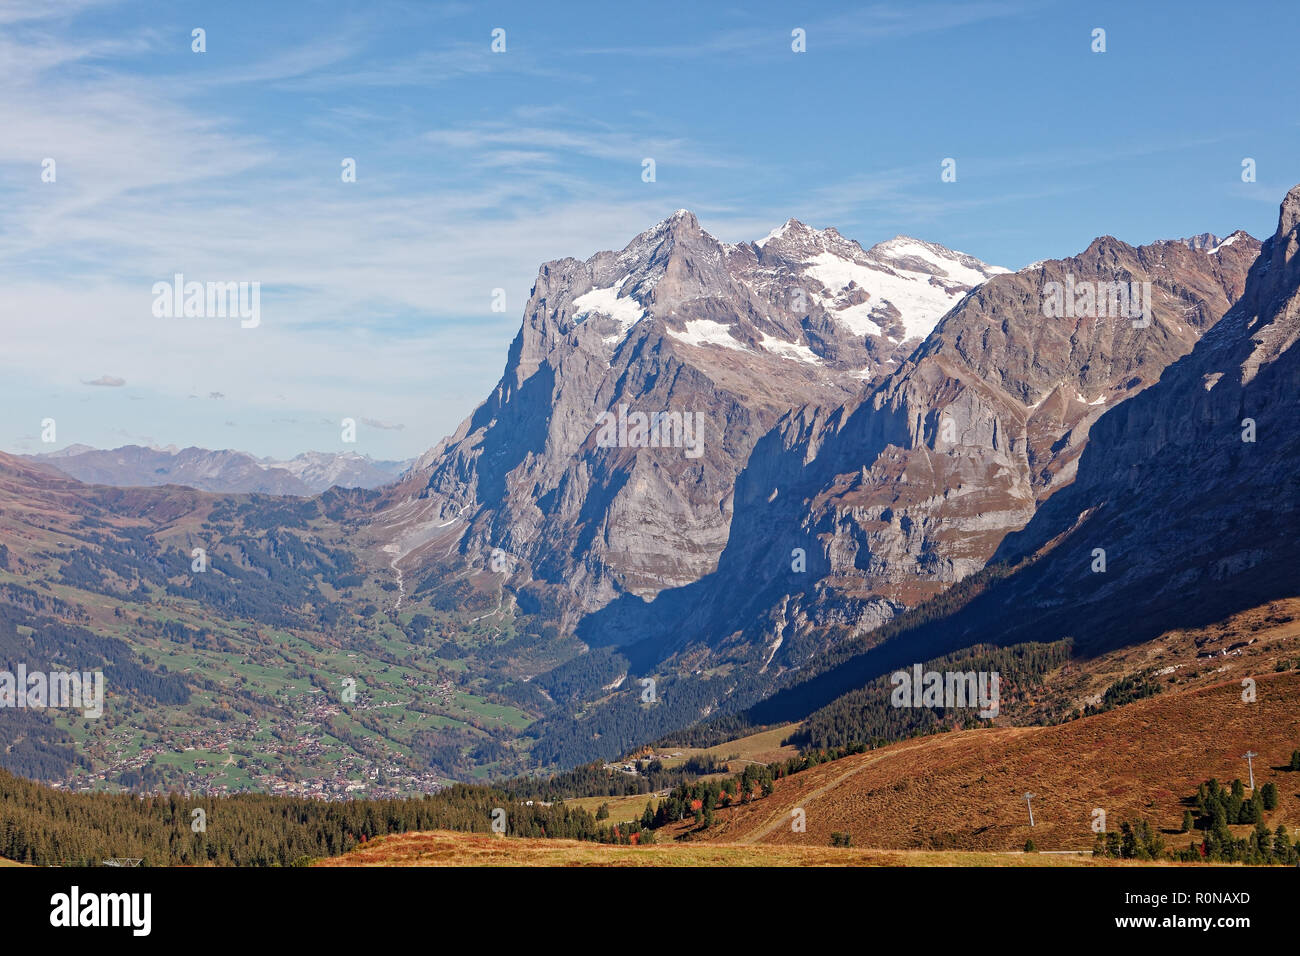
1181 810 1194 833
1272 825 1291 860
1239 795 1263 824
1261 782 1278 810
1211 803 1228 829
1253 821 1273 862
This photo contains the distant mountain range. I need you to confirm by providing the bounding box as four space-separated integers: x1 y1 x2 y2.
24 445 411 495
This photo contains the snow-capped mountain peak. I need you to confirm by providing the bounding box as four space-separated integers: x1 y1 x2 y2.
541 211 1008 372
752 221 1006 344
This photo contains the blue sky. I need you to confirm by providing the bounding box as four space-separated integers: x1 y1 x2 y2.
2 0 1297 461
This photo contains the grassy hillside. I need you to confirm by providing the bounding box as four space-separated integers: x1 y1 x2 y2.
671 669 1300 853
654 723 800 768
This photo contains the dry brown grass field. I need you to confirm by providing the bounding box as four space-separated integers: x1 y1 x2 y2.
314 829 1162 867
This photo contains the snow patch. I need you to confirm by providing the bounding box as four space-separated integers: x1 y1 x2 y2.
804 251 969 341
1208 233 1241 255
874 238 1005 285
832 301 884 338
759 332 822 364
572 282 646 344
668 319 747 351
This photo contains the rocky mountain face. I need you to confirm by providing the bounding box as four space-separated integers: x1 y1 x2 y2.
576 229 1260 665
379 211 1007 618
27 445 408 495
749 184 1300 699
958 185 1300 653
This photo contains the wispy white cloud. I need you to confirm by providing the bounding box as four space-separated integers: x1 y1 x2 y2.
574 1 1032 57
0 0 116 27
268 40 589 92
422 112 739 170
362 417 404 431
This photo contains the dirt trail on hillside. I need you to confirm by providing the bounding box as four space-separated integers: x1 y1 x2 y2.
735 737 943 844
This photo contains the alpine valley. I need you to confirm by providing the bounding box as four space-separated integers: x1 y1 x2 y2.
4 184 1298 823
